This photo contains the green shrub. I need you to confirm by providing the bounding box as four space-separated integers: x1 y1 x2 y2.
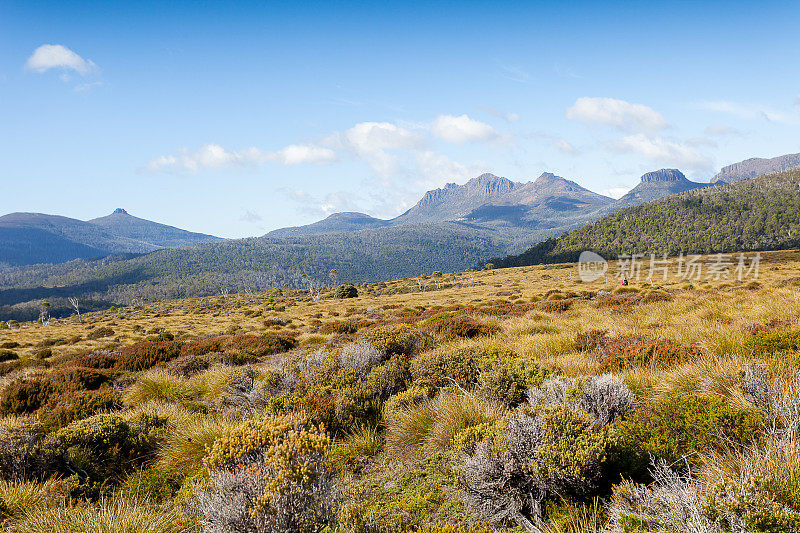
117 467 184 503
194 415 336 531
384 386 430 417
478 359 550 407
86 327 115 340
410 349 480 390
334 284 359 299
0 379 53 416
365 353 411 401
618 393 763 476
363 324 426 356
745 329 800 356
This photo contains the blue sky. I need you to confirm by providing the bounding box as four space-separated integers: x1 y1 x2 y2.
2 0 799 238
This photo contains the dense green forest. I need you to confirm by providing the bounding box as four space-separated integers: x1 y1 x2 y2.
0 223 558 321
491 168 800 268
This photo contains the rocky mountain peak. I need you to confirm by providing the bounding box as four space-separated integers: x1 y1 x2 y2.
640 169 687 183
112 208 129 215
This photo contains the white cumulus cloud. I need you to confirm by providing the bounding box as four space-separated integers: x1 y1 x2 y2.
26 44 97 75
566 97 668 131
609 134 713 172
431 114 498 144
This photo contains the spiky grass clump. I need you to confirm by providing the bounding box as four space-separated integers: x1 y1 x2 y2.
385 393 506 457
156 414 240 474
6 498 197 533
124 369 205 406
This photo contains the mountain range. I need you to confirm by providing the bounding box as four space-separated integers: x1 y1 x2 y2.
0 208 220 267
2 151 800 322
491 166 800 269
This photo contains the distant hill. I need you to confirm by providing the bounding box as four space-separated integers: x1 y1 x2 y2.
712 153 800 184
0 209 220 267
612 169 713 208
491 167 800 268
267 212 390 237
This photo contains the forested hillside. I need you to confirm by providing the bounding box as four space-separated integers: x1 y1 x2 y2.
0 222 556 321
492 168 800 268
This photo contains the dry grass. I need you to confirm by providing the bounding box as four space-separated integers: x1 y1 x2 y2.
385 393 507 458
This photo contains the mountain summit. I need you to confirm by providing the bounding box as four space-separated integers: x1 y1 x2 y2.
712 153 800 184
613 169 712 207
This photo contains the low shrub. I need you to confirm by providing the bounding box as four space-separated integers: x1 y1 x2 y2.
334 284 359 299
223 333 297 358
426 316 500 340
595 336 703 371
363 324 427 356
535 300 573 313
338 341 384 376
117 467 184 503
319 320 374 335
86 327 115 340
410 349 480 391
165 354 211 377
365 352 411 401
478 358 550 408
744 329 800 356
70 350 117 369
0 351 18 363
115 341 183 372
617 393 763 476
192 415 337 532
460 405 614 530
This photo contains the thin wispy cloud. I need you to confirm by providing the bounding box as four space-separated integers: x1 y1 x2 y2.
497 62 531 83
601 186 631 199
567 97 668 131
26 44 97 75
475 105 519 123
705 124 742 136
691 100 796 124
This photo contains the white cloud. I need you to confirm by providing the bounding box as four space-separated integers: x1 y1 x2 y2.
609 134 713 172
566 97 668 131
26 44 96 75
705 124 742 136
414 150 483 189
553 139 579 154
144 142 335 173
601 187 631 199
431 114 498 144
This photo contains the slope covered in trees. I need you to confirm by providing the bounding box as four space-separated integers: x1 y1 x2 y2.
492 168 800 268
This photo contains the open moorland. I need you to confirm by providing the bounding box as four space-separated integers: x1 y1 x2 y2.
1 251 800 532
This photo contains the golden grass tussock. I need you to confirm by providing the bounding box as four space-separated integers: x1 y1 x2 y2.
385 392 507 458
6 497 197 533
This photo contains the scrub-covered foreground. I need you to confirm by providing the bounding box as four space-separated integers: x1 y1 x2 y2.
1 251 800 532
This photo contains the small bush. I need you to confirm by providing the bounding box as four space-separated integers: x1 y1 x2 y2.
86 327 115 340
595 336 703 371
192 415 337 532
426 316 500 339
165 354 210 377
363 324 426 356
115 341 183 372
338 341 384 376
744 329 800 356
334 284 359 299
617 393 763 475
410 349 480 391
535 300 573 313
0 351 18 363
